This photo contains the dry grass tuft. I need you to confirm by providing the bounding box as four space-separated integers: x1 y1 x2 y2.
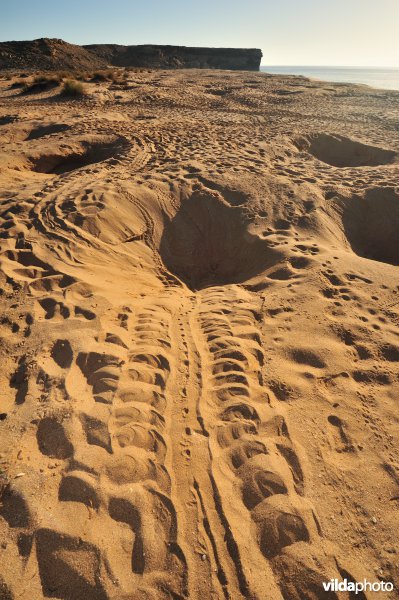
21 74 61 93
90 69 121 82
61 79 86 97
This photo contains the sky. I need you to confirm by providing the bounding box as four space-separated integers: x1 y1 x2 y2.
1 0 399 67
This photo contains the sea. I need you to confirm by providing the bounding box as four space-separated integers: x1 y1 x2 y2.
260 66 399 91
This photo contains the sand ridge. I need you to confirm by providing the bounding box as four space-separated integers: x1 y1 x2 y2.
0 69 398 599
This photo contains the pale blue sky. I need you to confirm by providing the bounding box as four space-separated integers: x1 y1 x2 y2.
2 0 399 67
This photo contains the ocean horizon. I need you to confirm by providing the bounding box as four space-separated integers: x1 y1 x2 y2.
260 65 399 91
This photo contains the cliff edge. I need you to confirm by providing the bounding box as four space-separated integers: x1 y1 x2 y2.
0 38 262 72
84 44 263 71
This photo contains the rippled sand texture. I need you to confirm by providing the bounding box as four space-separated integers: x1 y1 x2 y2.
0 70 398 600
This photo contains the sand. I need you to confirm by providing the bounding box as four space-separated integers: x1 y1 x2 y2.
0 69 398 600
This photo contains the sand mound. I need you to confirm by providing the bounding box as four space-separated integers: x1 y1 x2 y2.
27 124 70 140
1 122 71 143
54 182 150 244
296 133 397 167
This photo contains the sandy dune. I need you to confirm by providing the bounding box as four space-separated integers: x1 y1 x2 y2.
0 69 398 600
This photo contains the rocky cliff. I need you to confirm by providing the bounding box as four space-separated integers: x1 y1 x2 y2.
0 38 107 71
0 38 262 72
84 44 263 71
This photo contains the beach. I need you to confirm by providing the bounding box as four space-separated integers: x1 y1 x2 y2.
0 68 398 599
261 66 399 91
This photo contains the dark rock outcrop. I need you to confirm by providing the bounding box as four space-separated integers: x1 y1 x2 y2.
0 38 107 71
84 44 263 71
0 38 262 72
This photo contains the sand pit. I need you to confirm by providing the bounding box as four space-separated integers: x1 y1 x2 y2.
337 187 399 265
28 135 128 174
296 132 397 167
0 69 398 600
160 187 282 289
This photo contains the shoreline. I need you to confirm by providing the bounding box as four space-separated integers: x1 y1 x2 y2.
260 65 399 92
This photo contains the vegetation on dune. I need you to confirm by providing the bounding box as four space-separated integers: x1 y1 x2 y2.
90 69 119 82
8 66 147 95
61 79 86 97
21 75 61 93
